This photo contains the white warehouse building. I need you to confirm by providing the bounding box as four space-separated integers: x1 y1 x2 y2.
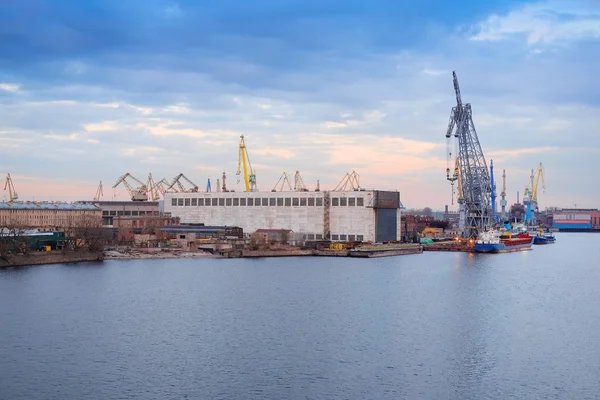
164 190 402 243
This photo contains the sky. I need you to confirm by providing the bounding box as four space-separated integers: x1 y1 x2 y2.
1 0 599 210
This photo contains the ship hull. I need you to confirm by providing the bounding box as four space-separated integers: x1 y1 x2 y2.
533 235 556 245
475 237 534 253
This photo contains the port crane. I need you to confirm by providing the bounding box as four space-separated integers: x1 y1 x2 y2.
152 178 173 197
490 160 499 224
93 181 104 201
4 173 18 202
206 179 212 192
236 135 258 192
272 172 292 192
500 169 507 220
112 173 148 201
294 171 309 192
146 174 160 201
333 170 362 191
166 173 199 193
445 71 492 238
523 162 545 225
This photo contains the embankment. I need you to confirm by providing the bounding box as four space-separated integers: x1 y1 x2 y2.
0 251 104 268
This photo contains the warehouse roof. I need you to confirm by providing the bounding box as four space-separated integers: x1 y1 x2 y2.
0 201 100 211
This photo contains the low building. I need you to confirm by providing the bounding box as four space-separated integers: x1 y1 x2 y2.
553 209 599 230
163 190 402 243
0 201 101 229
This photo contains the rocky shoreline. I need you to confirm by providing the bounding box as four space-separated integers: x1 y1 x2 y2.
103 248 215 260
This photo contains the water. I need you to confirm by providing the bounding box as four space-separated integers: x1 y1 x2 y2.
1 233 599 399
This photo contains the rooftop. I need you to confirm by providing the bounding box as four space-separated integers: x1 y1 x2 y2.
0 201 100 211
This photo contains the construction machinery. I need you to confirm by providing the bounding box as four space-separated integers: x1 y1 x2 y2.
152 178 173 198
166 173 199 193
523 162 546 225
222 172 227 192
272 172 292 192
490 160 499 224
93 181 103 201
3 173 18 202
236 135 258 192
112 173 148 201
146 174 160 201
500 169 507 220
206 179 212 192
294 171 309 192
445 71 492 238
333 170 362 191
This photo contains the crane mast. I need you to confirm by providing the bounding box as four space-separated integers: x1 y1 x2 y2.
445 71 491 238
490 160 498 224
500 169 507 220
294 171 309 192
236 135 257 192
272 172 292 192
94 181 104 201
4 173 18 202
112 173 148 201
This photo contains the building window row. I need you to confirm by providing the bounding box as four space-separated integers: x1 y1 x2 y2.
171 197 326 207
102 210 159 216
331 234 364 242
331 197 364 207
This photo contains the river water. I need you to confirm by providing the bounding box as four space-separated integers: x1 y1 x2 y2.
1 233 599 399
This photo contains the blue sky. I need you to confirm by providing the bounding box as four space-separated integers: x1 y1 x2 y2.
1 0 599 209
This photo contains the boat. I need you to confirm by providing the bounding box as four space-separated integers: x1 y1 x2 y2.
474 230 534 253
532 228 556 245
348 243 423 258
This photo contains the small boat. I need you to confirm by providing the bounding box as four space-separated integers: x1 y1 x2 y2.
532 228 556 245
474 230 534 253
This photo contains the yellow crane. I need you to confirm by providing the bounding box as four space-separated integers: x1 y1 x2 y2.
166 173 199 193
151 178 173 198
333 170 362 191
93 181 104 201
272 172 292 192
236 135 257 192
3 173 18 202
112 173 148 201
531 162 546 204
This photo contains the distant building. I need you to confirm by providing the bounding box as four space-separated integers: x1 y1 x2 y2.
0 201 101 229
255 229 295 244
552 209 600 230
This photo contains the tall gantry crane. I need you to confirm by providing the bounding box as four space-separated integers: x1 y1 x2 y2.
294 171 309 192
93 181 104 201
500 169 507 221
166 173 199 193
445 71 492 238
523 162 545 225
272 172 292 192
152 178 173 198
146 174 160 201
112 173 148 201
490 160 499 224
236 135 257 192
4 173 18 202
333 170 362 191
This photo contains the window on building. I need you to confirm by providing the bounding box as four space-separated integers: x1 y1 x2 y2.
257 198 263 206
219 198 225 206
102 211 109 216
172 198 177 206
198 198 204 206
332 234 339 240
357 235 364 242
349 198 355 206
316 198 323 206
308 234 315 240
248 198 254 206
185 198 191 206
139 211 146 215
300 198 307 206
240 198 246 206
110 211 116 216
132 211 139 216
191 198 197 206
308 198 315 206
263 198 270 206
292 198 299 206
285 198 292 206
348 235 356 242
212 198 218 206
357 197 364 206
178 198 184 206
233 198 239 206
340 234 347 241
226 198 232 206
332 198 339 206
340 197 347 206
277 198 284 206
267 198 274 206
117 211 124 216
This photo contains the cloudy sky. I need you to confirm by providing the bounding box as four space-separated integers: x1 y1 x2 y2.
1 0 599 209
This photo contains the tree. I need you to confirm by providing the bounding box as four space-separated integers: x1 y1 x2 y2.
422 207 433 217
0 220 27 262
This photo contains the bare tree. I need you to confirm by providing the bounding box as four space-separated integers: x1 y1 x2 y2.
0 219 27 262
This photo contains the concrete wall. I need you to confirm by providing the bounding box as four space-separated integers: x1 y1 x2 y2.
164 190 399 242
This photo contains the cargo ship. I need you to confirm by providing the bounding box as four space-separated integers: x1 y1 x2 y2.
532 228 556 245
474 230 534 253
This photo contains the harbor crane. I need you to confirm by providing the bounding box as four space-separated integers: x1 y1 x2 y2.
333 170 362 191
222 172 227 192
166 173 199 193
523 162 545 225
490 160 499 224
112 173 148 201
93 181 104 201
236 135 258 192
206 179 212 192
294 171 309 192
4 173 18 202
445 71 492 238
152 178 173 198
272 172 292 192
146 174 160 201
500 169 507 220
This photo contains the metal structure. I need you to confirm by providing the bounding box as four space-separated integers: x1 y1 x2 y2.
236 135 257 192
523 162 546 225
445 71 492 238
112 173 148 201
166 173 199 193
315 180 320 192
500 169 507 220
294 171 309 192
490 160 499 224
146 174 159 201
222 172 227 192
206 179 212 193
93 181 104 201
272 172 292 192
333 170 362 191
4 173 18 202
152 178 173 198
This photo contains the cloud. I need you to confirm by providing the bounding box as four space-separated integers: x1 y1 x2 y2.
470 1 600 45
0 83 21 93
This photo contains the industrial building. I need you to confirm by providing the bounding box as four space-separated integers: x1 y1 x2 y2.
77 200 176 228
0 201 101 229
552 209 600 230
164 190 402 243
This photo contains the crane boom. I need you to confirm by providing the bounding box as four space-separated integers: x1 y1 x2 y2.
272 172 292 192
294 171 309 191
236 135 257 192
93 181 104 201
166 173 199 193
112 173 148 201
4 173 18 202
